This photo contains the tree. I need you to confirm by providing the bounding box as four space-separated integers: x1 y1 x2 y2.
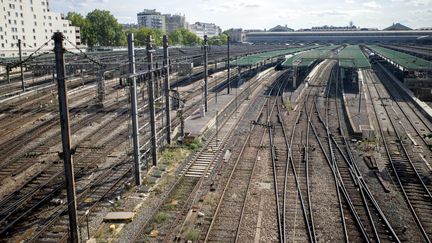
168 29 183 45
85 9 124 47
66 12 90 45
125 27 164 47
169 28 201 46
208 33 228 46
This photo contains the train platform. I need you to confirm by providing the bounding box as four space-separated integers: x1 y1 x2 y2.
378 63 432 122
342 71 374 138
184 91 235 138
183 68 273 139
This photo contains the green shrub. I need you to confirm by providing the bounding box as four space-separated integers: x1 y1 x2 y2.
185 229 200 241
154 212 168 224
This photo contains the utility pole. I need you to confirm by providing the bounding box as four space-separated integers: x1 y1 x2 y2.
216 110 219 147
18 39 25 91
203 35 209 112
163 35 171 144
6 66 10 84
227 36 231 94
97 66 105 106
127 33 142 186
236 66 241 117
53 32 79 243
147 35 158 166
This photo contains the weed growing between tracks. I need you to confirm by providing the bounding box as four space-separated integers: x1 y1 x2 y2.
187 138 203 150
185 228 200 241
90 143 193 242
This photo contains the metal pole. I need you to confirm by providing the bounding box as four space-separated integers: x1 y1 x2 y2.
53 32 79 243
86 211 90 240
97 67 105 106
127 33 142 186
6 67 10 84
52 66 56 83
163 35 171 144
180 108 185 138
18 39 25 91
227 36 231 94
236 66 240 116
216 110 219 147
204 35 209 112
147 35 158 166
247 65 251 100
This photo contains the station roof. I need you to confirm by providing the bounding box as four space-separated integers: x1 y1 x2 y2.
338 45 370 69
232 45 318 66
281 45 337 67
367 45 432 71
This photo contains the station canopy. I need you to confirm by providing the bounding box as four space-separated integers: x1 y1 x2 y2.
231 45 320 67
281 45 338 67
367 45 432 71
338 45 371 69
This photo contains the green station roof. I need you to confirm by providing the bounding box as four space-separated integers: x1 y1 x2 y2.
338 45 370 69
367 45 432 70
281 45 337 67
232 46 319 66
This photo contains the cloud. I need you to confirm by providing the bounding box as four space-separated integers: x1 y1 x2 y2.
49 0 432 31
244 4 260 8
363 1 382 8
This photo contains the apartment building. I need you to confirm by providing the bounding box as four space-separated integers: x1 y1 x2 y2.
0 0 81 57
137 9 166 32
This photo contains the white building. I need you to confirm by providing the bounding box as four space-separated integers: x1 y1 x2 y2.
0 0 81 58
189 22 221 39
137 9 166 32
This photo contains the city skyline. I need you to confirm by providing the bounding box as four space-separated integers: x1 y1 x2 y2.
50 0 432 30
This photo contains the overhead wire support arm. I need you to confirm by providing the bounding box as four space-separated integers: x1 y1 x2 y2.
63 37 103 67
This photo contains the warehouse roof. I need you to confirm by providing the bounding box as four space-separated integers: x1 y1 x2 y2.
367 45 432 70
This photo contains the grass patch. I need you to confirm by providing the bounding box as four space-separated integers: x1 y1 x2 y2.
161 146 189 166
154 212 168 224
185 228 200 241
284 100 292 110
187 139 202 150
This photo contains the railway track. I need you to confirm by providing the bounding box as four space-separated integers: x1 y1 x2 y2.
0 63 246 241
279 60 337 242
0 107 130 239
130 68 280 242
323 66 400 242
364 68 432 242
374 63 432 166
203 74 279 243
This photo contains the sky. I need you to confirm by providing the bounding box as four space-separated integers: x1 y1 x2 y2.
50 0 432 30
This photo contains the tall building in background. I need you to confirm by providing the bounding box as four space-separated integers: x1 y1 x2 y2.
189 22 221 39
225 28 246 42
0 0 81 57
164 14 187 33
137 9 166 32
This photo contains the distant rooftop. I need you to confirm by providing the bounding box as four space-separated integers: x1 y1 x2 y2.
310 25 359 31
137 9 161 15
268 25 294 32
383 23 412 31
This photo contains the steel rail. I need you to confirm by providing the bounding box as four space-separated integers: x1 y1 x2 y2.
364 69 432 242
204 75 278 243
